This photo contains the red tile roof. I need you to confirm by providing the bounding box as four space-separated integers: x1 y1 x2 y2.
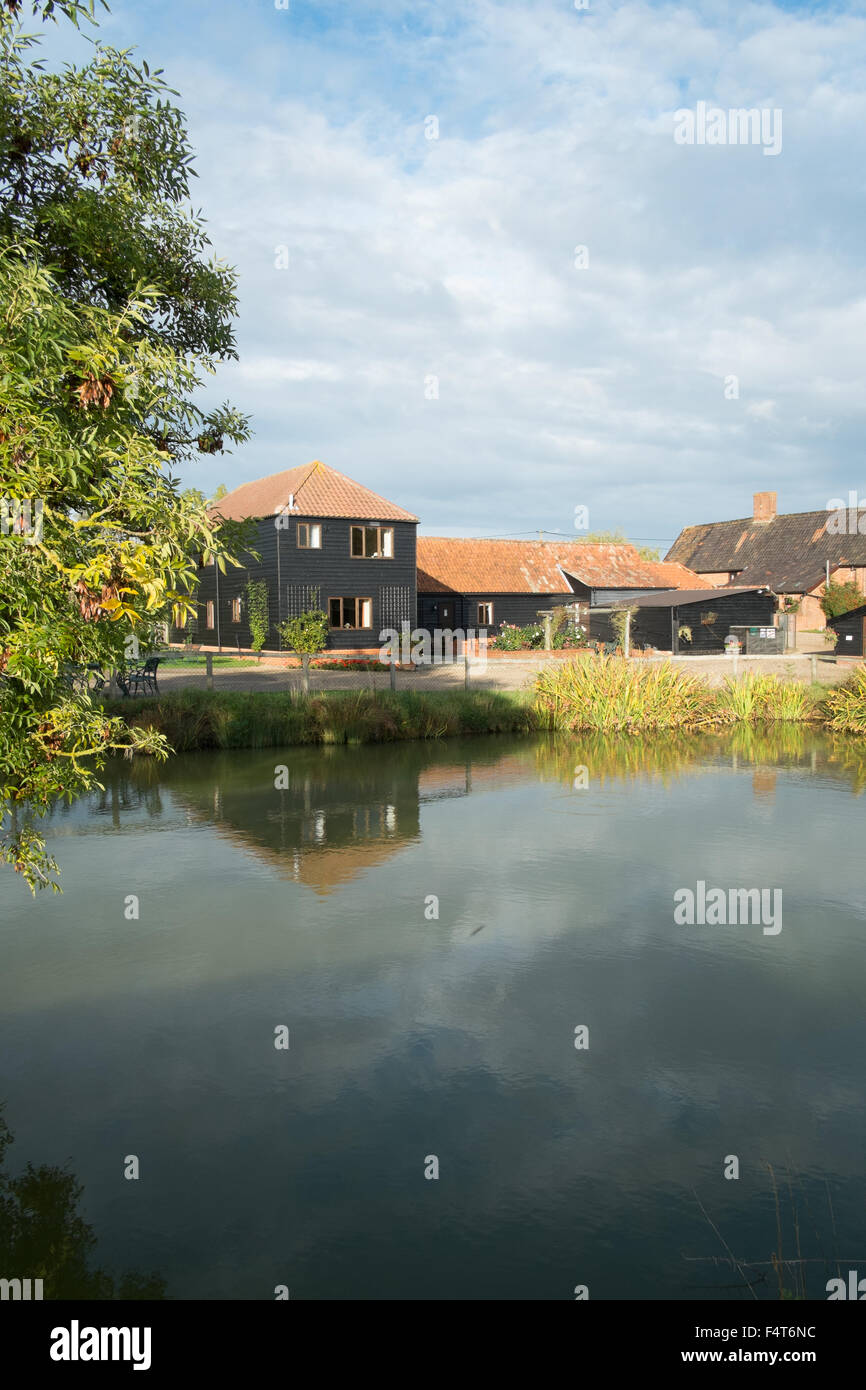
416 537 712 594
211 460 418 523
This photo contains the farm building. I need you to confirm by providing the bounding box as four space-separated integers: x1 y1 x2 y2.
416 538 711 639
666 491 866 631
606 586 779 654
169 460 418 652
828 603 866 657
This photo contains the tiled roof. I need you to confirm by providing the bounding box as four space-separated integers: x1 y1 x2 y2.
666 509 866 593
211 460 418 523
416 537 712 594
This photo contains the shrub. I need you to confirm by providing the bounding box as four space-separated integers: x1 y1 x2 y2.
279 610 330 690
820 581 863 620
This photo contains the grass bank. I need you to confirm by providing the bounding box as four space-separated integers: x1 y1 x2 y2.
101 660 866 750
102 687 539 750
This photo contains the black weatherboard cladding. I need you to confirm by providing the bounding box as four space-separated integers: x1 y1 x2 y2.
171 515 418 650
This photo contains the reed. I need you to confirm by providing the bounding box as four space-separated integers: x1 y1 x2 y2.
533 655 718 733
821 665 866 734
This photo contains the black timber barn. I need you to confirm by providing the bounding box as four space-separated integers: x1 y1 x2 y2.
607 587 778 653
828 603 866 657
169 460 418 652
416 537 712 638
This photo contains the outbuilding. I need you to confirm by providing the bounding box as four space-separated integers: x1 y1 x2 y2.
605 587 778 654
828 603 866 657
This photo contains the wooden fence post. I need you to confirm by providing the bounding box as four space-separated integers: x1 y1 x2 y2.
390 658 397 691
205 652 213 690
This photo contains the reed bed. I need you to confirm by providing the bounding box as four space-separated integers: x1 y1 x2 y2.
534 655 719 733
536 658 827 734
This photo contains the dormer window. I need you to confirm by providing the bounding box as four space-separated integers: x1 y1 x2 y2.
351 524 393 558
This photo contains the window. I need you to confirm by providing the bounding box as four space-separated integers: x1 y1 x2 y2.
350 524 393 559
176 611 187 630
206 601 215 629
198 552 215 568
298 522 322 549
329 596 373 629
477 602 494 625
231 598 241 623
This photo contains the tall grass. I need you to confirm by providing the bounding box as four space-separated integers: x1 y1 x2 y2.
536 658 825 734
821 665 866 733
101 687 539 751
717 673 818 724
534 655 718 733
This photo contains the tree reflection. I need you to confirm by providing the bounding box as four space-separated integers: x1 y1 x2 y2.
0 1107 166 1299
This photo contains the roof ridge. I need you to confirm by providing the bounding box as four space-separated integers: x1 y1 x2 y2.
679 506 845 532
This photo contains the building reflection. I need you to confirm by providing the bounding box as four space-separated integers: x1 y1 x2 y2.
59 728 866 895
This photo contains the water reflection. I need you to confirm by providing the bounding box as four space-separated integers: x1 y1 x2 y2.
8 726 866 1300
53 727 866 894
0 1106 165 1300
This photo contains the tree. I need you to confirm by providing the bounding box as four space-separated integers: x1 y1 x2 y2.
820 580 863 620
0 0 251 890
280 610 329 693
577 529 660 561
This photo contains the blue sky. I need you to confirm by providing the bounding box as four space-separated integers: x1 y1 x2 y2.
37 0 866 547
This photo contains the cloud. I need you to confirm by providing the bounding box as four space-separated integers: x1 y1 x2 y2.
37 0 866 543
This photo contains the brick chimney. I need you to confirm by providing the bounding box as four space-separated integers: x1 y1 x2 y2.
753 491 777 524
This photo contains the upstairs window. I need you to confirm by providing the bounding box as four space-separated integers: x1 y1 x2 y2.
477 602 494 625
351 525 393 559
298 523 322 549
329 596 373 629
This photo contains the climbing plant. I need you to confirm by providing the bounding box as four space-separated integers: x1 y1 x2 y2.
246 579 269 652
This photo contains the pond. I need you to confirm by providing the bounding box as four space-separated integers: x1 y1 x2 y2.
2 729 865 1300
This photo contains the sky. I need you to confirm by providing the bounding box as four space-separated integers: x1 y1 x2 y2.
34 0 866 550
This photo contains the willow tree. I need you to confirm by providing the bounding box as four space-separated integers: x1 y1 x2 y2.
0 1 250 889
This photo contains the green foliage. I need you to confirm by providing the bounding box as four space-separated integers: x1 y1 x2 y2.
821 665 866 733
104 687 539 749
246 578 269 652
534 656 719 733
716 673 817 723
492 621 545 651
820 580 863 619
535 659 823 734
0 2 251 888
577 530 660 561
611 607 637 649
279 609 329 658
